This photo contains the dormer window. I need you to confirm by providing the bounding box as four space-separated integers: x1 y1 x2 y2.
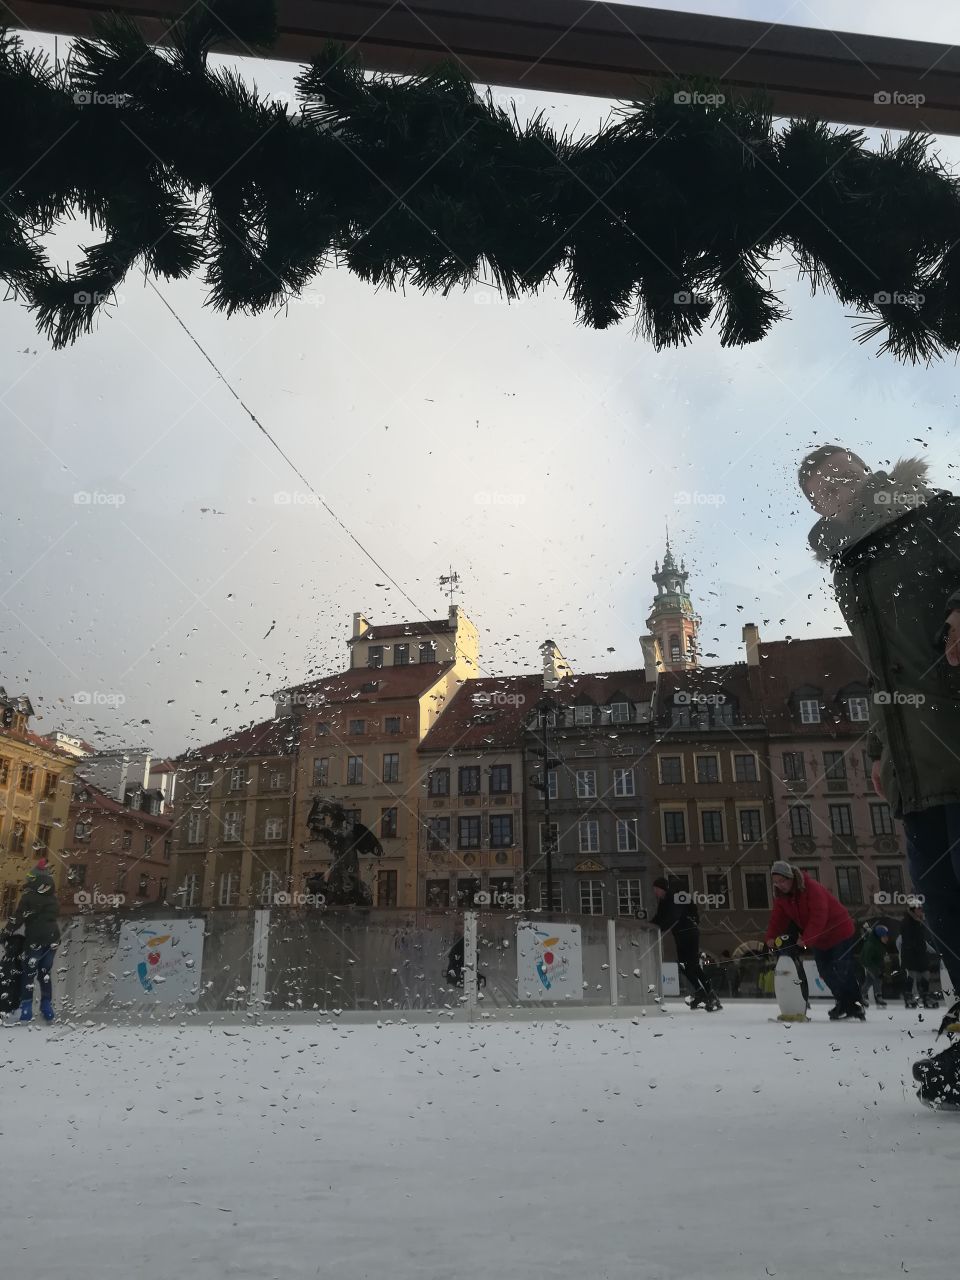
799 698 821 725
574 705 594 726
847 696 869 722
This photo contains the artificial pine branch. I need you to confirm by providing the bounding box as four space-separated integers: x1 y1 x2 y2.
1 0 960 360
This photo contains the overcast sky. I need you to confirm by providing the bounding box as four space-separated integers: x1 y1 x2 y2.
3 0 960 757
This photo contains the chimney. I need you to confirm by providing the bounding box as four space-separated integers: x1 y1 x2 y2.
742 623 761 667
352 612 369 640
541 639 573 691
640 635 662 683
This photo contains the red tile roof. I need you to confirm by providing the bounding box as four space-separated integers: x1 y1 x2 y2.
182 716 299 762
281 661 455 707
552 670 657 704
419 675 543 751
71 780 173 830
349 619 453 642
657 663 764 724
0 729 80 762
755 636 869 736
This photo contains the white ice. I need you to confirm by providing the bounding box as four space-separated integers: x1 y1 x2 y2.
2 1001 953 1280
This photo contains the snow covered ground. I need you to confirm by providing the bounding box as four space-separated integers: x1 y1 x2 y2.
2 1000 954 1280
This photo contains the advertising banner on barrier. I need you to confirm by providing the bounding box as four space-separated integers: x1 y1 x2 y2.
112 919 205 1004
516 920 583 1001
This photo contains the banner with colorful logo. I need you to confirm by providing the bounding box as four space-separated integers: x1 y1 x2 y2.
112 919 205 1004
516 921 583 1001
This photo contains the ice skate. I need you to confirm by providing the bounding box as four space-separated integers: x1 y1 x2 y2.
914 1041 960 1109
703 992 722 1012
936 999 960 1038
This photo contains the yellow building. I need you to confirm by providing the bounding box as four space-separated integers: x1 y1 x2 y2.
0 689 76 916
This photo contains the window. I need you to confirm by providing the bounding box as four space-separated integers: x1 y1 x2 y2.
829 804 853 837
782 751 806 782
385 716 401 734
836 866 863 906
138 874 149 897
798 865 820 882
547 770 558 800
267 769 287 790
489 764 512 794
575 769 597 799
380 807 398 838
382 753 400 783
158 877 168 901
578 819 600 853
663 810 687 844
122 830 132 851
316 722 331 737
611 702 631 724
739 809 763 843
0 756 9 786
788 805 813 838
799 698 821 724
426 817 450 851
218 871 240 906
706 872 729 906
181 873 200 908
264 817 286 841
35 824 51 854
313 757 329 787
74 820 92 841
618 879 642 915
144 835 154 859
116 871 127 896
696 755 720 784
701 810 724 843
258 870 279 906
349 719 366 735
346 756 364 785
579 880 604 915
393 644 409 666
425 879 450 909
733 754 759 783
42 771 59 800
18 764 35 794
659 756 683 784
616 818 639 852
429 768 450 797
456 877 481 907
613 768 635 797
848 696 870 722
164 839 171 861
419 641 437 663
870 803 894 836
489 876 515 907
670 634 681 664
877 865 904 897
743 871 770 910
70 864 88 888
367 645 383 668
187 811 206 845
574 705 594 726
458 816 482 849
490 814 514 848
223 810 243 843
539 822 558 855
195 768 212 788
229 766 246 792
539 884 563 911
10 822 26 853
377 870 398 906
823 751 847 782
459 766 481 795
344 808 361 830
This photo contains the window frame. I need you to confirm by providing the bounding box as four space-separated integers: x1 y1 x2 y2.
799 698 821 724
616 817 639 852
732 752 759 783
382 752 400 784
662 808 687 845
489 813 514 848
695 753 721 784
578 818 600 854
613 767 635 798
658 755 684 785
579 879 604 915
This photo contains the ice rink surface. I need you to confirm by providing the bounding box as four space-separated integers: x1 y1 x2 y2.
1 1001 954 1280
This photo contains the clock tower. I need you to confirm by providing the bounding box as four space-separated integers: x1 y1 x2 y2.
645 535 700 672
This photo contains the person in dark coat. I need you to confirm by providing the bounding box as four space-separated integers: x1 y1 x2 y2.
898 903 936 1008
799 448 960 1000
651 877 720 1011
860 924 890 1008
11 862 61 1022
766 861 863 1020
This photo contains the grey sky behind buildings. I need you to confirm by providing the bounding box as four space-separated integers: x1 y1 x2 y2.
3 0 960 756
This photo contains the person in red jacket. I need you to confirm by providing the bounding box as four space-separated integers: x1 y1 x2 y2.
765 860 865 1021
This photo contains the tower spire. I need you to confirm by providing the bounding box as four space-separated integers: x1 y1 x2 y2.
645 534 700 672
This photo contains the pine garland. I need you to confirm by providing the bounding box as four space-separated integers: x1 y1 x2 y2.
2 0 960 359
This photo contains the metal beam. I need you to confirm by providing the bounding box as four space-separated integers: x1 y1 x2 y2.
8 0 960 133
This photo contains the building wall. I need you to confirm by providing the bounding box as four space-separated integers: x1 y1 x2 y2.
0 730 75 916
60 787 173 913
171 755 296 908
418 747 525 909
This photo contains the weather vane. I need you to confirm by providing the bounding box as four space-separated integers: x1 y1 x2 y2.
439 566 460 604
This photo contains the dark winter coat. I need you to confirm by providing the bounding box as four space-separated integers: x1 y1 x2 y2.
898 913 931 972
765 872 854 952
12 869 61 948
860 930 889 973
810 459 960 817
651 890 700 938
